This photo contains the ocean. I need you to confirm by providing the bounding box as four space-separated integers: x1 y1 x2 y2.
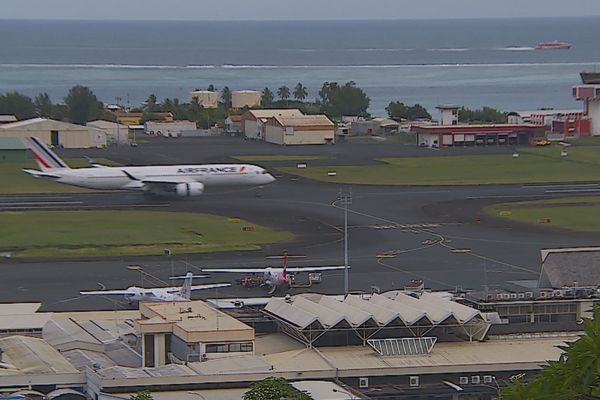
1 18 600 115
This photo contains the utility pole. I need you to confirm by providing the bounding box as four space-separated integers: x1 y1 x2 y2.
115 96 122 147
337 189 352 295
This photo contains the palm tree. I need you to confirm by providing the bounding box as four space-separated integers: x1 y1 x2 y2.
261 87 274 108
144 94 158 112
502 306 600 399
277 85 290 105
221 86 232 109
293 83 308 102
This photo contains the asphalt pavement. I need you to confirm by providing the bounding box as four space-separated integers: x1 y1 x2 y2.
2 136 599 311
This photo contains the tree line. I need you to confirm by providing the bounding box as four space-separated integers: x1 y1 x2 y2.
0 83 507 127
0 86 114 125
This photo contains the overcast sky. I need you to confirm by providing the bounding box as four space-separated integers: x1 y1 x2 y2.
3 0 600 20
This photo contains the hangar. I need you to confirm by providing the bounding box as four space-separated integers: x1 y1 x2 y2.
412 123 545 148
0 137 27 163
0 118 107 148
87 120 130 145
264 115 335 145
240 109 303 140
264 292 490 347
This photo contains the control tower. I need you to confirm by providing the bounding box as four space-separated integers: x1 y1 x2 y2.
436 104 460 126
573 85 600 136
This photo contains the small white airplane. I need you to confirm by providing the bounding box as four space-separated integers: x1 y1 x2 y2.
23 137 275 196
80 272 231 303
201 252 348 294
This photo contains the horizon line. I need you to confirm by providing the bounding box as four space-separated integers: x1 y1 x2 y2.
1 15 600 22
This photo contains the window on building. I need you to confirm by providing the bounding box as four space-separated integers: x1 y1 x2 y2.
206 342 254 353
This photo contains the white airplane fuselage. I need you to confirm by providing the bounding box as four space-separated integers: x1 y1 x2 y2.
262 268 291 294
123 287 187 303
46 164 275 191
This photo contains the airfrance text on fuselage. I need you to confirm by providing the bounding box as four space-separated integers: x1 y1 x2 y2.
177 166 245 174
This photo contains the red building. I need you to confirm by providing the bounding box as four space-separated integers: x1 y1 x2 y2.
412 124 546 148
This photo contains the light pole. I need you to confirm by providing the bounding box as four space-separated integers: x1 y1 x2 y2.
115 96 122 147
336 189 352 295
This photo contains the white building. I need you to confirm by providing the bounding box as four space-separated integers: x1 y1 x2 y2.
0 118 106 148
231 90 261 109
241 109 303 140
264 115 335 145
437 104 459 126
87 120 130 144
508 109 584 125
574 85 600 135
188 90 219 109
145 121 197 137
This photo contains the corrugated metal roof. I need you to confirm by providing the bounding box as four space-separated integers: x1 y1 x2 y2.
343 295 399 325
540 248 600 288
0 314 52 330
0 335 78 374
273 115 334 127
0 303 42 315
247 109 303 118
264 298 318 329
63 349 116 371
317 295 373 327
0 137 26 150
291 296 345 328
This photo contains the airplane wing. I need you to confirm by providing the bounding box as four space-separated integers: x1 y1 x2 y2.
286 265 348 273
122 170 197 186
201 268 270 274
163 283 232 293
122 171 202 194
190 283 232 291
80 290 131 296
202 266 348 274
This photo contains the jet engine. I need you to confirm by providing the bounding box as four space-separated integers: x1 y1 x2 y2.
175 182 205 196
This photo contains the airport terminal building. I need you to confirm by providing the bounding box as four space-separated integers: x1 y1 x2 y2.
0 292 581 400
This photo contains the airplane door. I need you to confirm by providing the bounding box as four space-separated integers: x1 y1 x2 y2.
51 130 59 146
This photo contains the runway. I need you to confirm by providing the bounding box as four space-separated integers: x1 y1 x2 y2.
2 137 599 311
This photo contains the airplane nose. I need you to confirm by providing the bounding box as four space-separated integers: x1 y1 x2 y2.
265 173 276 183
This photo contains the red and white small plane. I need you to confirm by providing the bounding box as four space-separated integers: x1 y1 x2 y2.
201 252 348 294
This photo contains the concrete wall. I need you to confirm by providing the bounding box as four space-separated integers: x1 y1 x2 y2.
0 149 27 162
588 99 600 136
243 119 261 139
87 123 129 144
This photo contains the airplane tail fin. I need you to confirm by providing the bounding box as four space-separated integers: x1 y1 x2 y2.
25 137 70 171
179 272 193 300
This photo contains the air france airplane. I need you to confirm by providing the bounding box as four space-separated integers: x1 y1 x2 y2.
80 272 230 303
23 137 275 196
